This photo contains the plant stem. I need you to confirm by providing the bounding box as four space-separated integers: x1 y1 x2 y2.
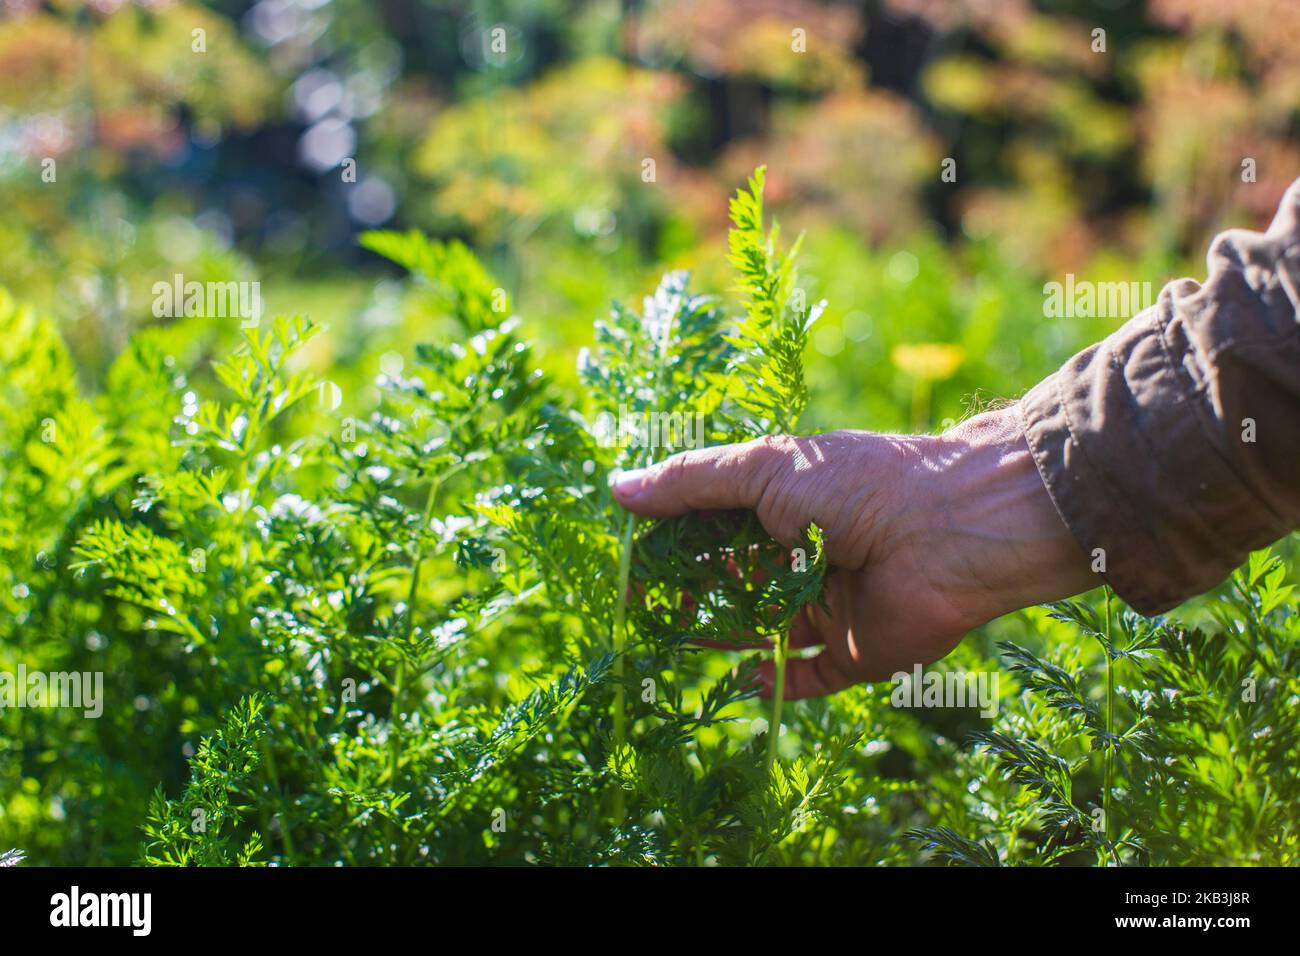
1103 587 1117 864
385 475 441 860
388 658 405 784
610 510 636 822
404 474 444 641
767 632 788 772
262 742 295 863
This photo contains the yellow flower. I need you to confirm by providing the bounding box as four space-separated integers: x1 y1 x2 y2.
891 343 965 381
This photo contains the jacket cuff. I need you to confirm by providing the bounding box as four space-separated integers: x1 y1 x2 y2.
1018 297 1268 615
1020 179 1300 615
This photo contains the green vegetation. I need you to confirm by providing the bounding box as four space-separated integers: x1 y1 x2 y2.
2 173 1295 865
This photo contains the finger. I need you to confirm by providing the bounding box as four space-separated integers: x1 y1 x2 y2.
756 652 857 700
609 439 776 518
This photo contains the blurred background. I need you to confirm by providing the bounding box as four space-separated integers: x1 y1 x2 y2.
2 0 1298 433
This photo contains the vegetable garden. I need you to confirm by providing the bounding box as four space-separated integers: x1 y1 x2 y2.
3 168 1295 866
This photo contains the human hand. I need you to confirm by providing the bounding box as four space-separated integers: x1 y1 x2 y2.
610 406 1099 698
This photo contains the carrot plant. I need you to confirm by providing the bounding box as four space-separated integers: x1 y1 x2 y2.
0 169 1296 866
913 554 1300 865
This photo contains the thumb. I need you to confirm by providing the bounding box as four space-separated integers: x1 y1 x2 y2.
609 438 777 518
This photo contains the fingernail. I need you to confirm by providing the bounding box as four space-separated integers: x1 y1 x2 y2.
610 467 649 500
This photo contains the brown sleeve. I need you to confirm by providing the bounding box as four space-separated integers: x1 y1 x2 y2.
1019 177 1300 614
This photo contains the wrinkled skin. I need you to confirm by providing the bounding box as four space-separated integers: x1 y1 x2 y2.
611 405 1099 698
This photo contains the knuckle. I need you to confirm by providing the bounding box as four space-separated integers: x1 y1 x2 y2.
744 436 792 491
753 433 799 458
746 440 806 539
1207 228 1261 267
657 448 696 484
1280 178 1300 219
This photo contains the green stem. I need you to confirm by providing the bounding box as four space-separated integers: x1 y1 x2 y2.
384 475 441 860
1103 588 1118 865
262 743 295 863
388 658 405 784
404 474 444 641
610 510 636 822
767 633 788 772
384 655 405 860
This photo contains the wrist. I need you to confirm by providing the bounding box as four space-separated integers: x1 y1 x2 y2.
932 405 1099 626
